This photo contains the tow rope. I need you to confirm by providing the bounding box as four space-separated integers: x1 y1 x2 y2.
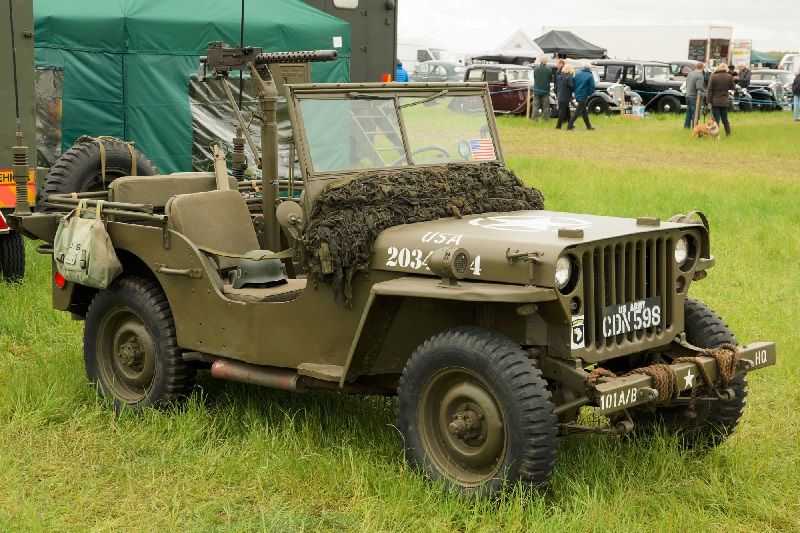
587 344 740 402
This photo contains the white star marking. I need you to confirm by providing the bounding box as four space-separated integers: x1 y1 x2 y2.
468 215 592 233
683 369 695 389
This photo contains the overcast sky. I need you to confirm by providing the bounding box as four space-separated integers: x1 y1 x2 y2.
398 0 799 53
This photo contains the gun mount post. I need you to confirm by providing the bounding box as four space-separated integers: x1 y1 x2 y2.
249 63 281 252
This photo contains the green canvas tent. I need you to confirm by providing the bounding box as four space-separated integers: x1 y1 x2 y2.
33 0 351 172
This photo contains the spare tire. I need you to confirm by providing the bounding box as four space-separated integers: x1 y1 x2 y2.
41 137 157 208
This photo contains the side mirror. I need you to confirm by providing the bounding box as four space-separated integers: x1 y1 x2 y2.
276 201 305 240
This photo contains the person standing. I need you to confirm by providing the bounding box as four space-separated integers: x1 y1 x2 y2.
568 63 596 130
738 64 752 88
684 62 706 129
708 63 735 136
555 64 575 130
793 72 800 122
395 60 409 82
532 57 554 121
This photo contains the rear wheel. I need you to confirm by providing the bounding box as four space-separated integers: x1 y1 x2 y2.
41 137 156 209
633 299 747 448
84 276 194 409
397 327 558 494
0 231 25 282
588 97 609 115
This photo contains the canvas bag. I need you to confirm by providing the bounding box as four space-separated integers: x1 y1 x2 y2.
53 200 123 289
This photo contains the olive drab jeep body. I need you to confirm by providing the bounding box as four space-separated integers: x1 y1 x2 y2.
11 43 777 494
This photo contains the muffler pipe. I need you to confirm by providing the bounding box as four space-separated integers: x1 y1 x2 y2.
210 359 300 392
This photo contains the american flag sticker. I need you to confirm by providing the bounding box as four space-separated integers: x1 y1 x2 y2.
469 138 496 161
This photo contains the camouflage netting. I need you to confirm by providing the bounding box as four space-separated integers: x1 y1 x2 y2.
302 162 545 304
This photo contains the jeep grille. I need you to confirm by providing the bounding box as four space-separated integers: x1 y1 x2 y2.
579 236 678 353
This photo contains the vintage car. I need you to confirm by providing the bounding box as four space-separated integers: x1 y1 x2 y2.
748 69 793 110
593 59 686 113
464 64 537 115
410 60 466 83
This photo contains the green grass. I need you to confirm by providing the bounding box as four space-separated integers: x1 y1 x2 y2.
2 112 799 532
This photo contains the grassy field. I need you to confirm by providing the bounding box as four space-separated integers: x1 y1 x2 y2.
1 112 798 532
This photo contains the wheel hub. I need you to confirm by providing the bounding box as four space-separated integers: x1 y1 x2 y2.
118 337 145 371
419 369 507 485
447 404 485 444
97 308 156 402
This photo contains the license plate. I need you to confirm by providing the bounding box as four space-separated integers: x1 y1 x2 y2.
602 297 662 338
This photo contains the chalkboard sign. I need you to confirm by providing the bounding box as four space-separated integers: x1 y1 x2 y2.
688 40 707 61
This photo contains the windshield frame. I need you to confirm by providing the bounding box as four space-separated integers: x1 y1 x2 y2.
287 83 503 183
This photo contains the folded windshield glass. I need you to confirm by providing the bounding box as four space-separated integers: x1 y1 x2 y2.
297 91 497 174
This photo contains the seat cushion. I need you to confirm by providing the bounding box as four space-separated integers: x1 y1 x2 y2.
222 279 307 303
166 190 261 269
110 173 237 209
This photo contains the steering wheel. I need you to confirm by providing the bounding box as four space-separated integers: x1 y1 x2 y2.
391 145 451 166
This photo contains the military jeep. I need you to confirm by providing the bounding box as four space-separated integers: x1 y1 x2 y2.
12 47 776 495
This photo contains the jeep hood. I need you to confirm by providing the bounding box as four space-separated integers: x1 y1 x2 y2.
371 210 696 286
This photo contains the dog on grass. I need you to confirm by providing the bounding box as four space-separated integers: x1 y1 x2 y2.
692 118 720 139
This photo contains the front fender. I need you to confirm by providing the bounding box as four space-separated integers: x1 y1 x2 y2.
339 276 558 385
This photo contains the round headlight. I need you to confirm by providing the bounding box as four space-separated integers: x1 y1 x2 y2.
555 256 573 290
674 237 689 266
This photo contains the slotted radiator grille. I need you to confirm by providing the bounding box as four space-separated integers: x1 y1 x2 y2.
580 237 675 351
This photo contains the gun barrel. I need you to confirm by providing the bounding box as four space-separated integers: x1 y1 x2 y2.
255 50 338 65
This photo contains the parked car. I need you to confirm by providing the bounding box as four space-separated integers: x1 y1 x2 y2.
748 69 794 110
593 59 686 113
464 64 536 114
410 60 465 83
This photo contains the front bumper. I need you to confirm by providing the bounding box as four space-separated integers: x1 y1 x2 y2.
591 341 777 415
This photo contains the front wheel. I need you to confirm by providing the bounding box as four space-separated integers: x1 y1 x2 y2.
632 299 747 448
588 97 610 115
397 327 558 494
84 276 195 409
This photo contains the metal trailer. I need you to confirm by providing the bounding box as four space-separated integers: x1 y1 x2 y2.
0 0 36 280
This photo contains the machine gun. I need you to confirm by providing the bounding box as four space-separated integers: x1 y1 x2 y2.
202 42 337 77
200 42 337 252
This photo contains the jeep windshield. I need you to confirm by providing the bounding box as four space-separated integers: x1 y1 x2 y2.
291 85 499 175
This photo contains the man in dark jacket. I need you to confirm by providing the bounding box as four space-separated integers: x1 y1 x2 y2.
792 72 800 122
738 65 752 88
532 57 553 120
555 64 575 129
568 64 596 130
708 63 735 136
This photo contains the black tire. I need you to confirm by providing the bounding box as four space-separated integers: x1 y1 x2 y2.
587 97 609 115
84 276 194 409
0 231 25 282
397 327 558 494
41 138 157 209
657 95 681 113
634 299 747 448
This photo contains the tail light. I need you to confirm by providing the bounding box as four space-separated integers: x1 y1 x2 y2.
0 213 8 231
54 271 66 289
